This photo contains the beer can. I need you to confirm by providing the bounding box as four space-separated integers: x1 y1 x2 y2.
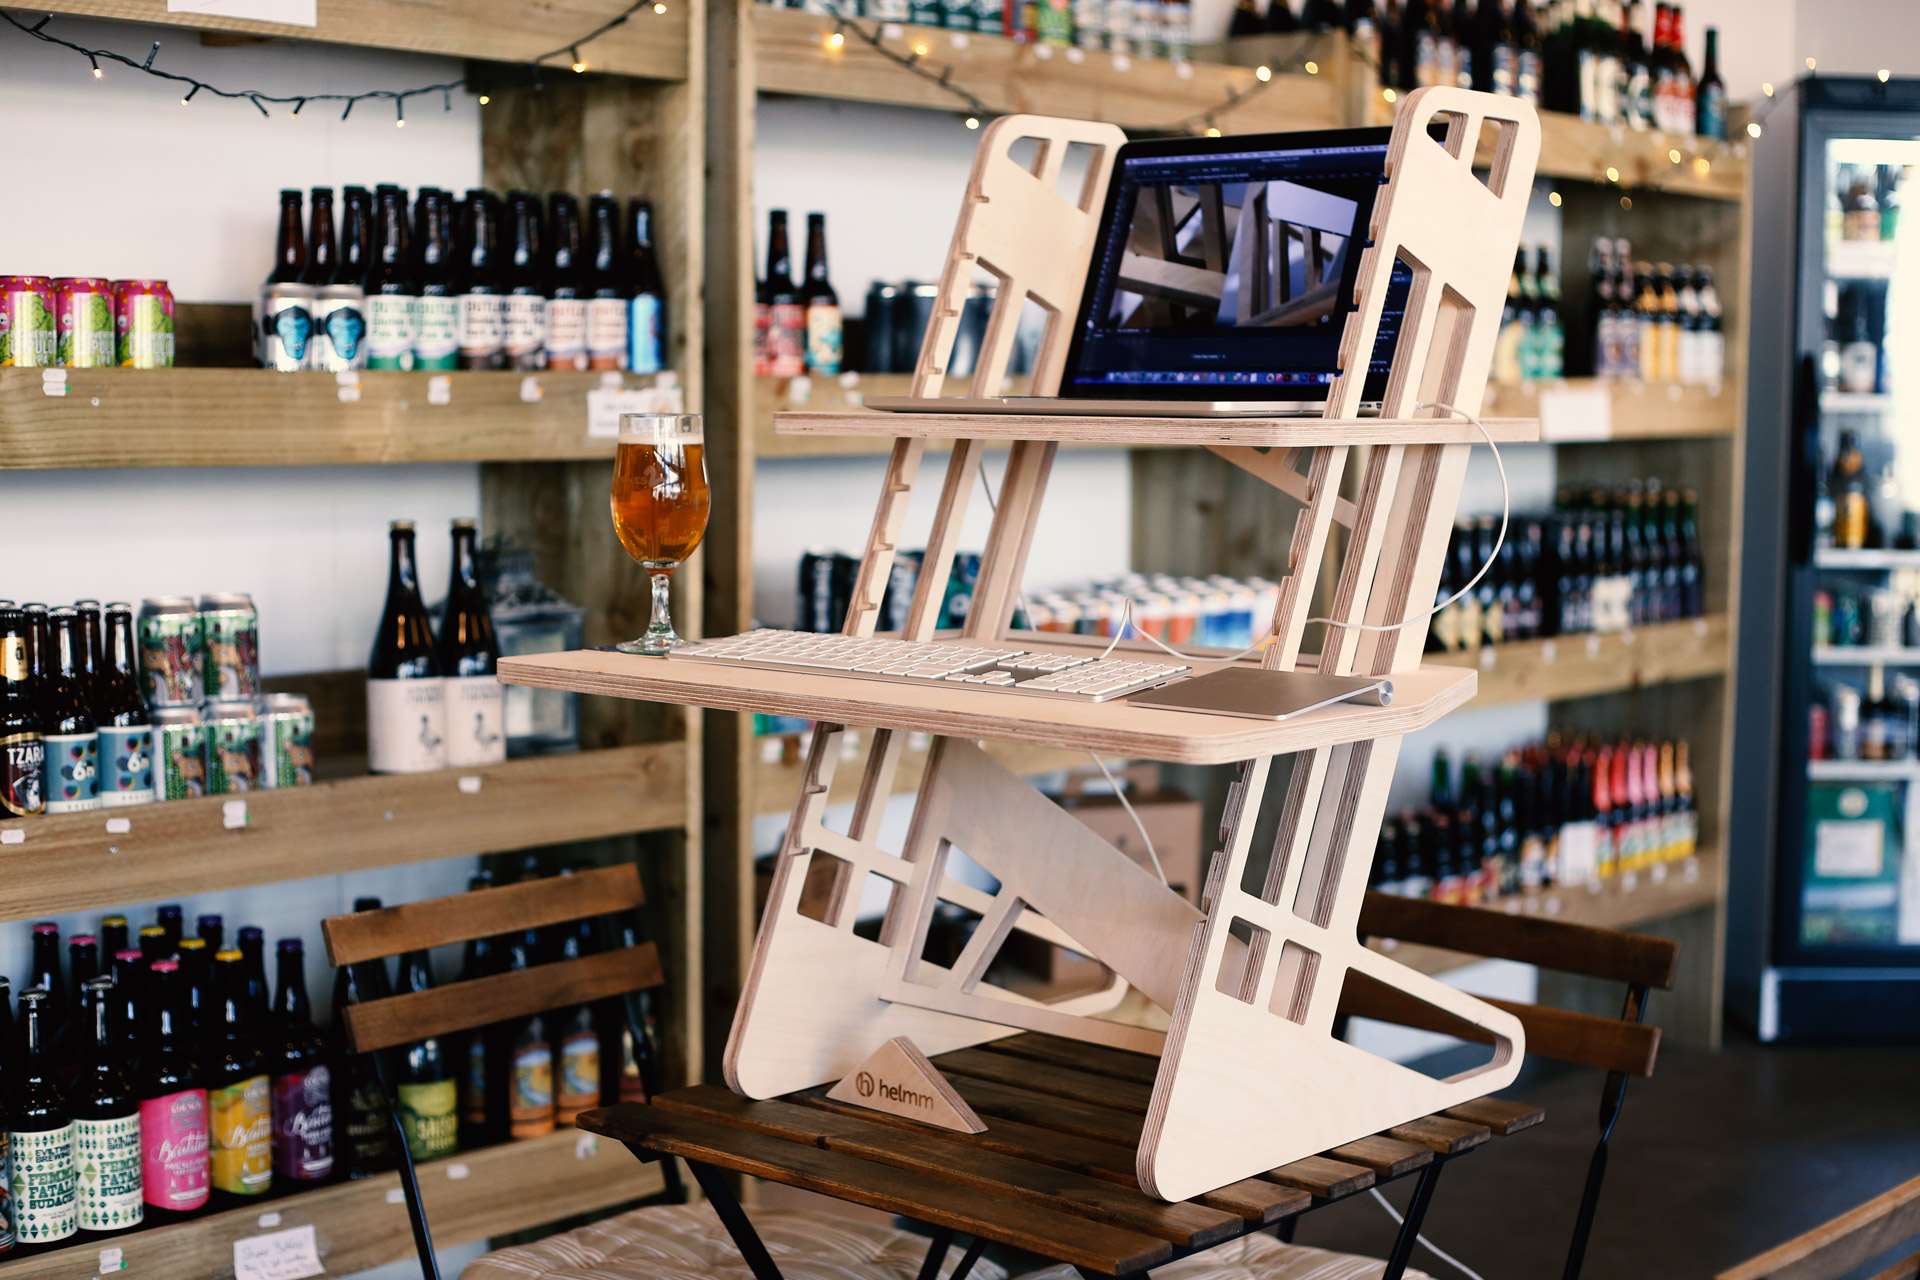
1833 684 1863 761
312 284 369 370
204 701 263 794
53 277 116 368
259 282 317 372
198 594 261 700
152 706 209 802
139 597 204 707
257 693 315 789
0 276 57 367
114 280 175 369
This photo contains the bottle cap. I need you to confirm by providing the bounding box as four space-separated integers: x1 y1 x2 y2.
151 960 180 974
215 949 243 963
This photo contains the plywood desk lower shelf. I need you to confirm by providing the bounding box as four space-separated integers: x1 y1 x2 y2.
498 647 1476 765
772 410 1542 449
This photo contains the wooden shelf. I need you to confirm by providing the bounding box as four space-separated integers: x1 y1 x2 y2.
0 1127 663 1280
0 368 681 469
1815 548 1920 571
0 744 685 924
1479 378 1737 441
753 7 1343 131
500 647 1475 766
773 407 1541 448
1432 614 1730 707
36 0 689 82
754 731 1100 818
1376 847 1723 976
1513 115 1748 201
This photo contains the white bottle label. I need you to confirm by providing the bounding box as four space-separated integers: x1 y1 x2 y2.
547 298 588 367
366 678 448 774
443 676 507 767
365 295 418 369
414 295 461 365
587 297 628 365
11 1123 78 1242
75 1114 144 1232
504 295 548 360
457 295 506 359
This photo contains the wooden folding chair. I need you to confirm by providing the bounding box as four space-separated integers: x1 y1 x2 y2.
1351 891 1680 1280
321 864 676 1280
1715 1173 1920 1280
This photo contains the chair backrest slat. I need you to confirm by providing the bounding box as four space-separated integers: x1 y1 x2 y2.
323 864 644 966
1717 1175 1920 1280
1358 889 1679 990
343 944 662 1054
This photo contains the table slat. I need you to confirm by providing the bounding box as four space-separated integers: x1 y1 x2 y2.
1442 1098 1546 1135
934 1047 1154 1113
1263 1155 1376 1198
1386 1116 1492 1154
947 1076 1145 1147
983 1034 1164 1087
1327 1136 1434 1178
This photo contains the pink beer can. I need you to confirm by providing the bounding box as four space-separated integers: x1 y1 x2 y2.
54 277 117 368
0 275 57 367
113 278 176 369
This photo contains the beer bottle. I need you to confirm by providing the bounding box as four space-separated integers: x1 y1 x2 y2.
156 904 184 954
0 981 14 1256
58 934 100 1077
196 914 223 953
10 989 78 1246
437 519 506 767
503 923 555 1139
0 609 46 818
457 874 506 1145
1679 487 1705 617
332 896 393 1179
137 925 168 965
71 978 142 1236
207 950 271 1204
28 924 66 1047
585 192 628 370
135 961 210 1221
42 608 100 815
108 950 144 1067
762 211 805 379
546 193 588 371
456 189 507 371
94 605 153 808
549 876 601 1127
301 187 338 287
412 189 460 372
365 186 419 371
336 186 374 288
624 199 665 375
267 189 306 285
504 191 550 372
367 521 448 774
602 908 665 1106
801 213 841 376
269 939 332 1187
176 937 213 1052
72 600 103 702
99 918 129 961
22 604 50 715
394 951 458 1160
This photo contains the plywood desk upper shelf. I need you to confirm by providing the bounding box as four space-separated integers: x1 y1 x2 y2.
771 410 1542 449
496 646 1477 766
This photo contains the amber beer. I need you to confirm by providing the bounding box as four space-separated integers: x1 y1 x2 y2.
611 418 709 568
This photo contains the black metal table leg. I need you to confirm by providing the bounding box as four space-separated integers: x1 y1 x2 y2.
914 1227 956 1280
948 1235 988 1280
687 1159 789 1280
1380 1159 1448 1280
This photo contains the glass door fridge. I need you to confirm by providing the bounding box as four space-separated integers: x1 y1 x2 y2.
1732 77 1920 1042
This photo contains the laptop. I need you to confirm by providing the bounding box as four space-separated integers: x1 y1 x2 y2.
868 126 1414 418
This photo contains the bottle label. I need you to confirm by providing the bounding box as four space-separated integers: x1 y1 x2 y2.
344 1068 391 1167
75 1113 144 1231
366 678 448 774
509 1037 555 1138
555 1025 601 1122
587 297 628 367
397 1079 459 1160
505 295 548 362
753 302 771 377
628 293 664 375
463 1033 489 1127
1490 45 1517 96
546 298 589 368
443 676 506 767
767 302 806 378
272 1066 334 1182
10 1124 76 1242
414 295 460 369
805 303 843 376
3 634 24 681
457 294 506 360
44 730 99 813
366 294 418 370
1413 32 1438 88
210 1075 272 1196
97 724 154 807
140 1089 209 1210
0 1132 13 1249
1697 84 1727 142
618 1026 649 1103
2 731 45 816
1517 49 1541 103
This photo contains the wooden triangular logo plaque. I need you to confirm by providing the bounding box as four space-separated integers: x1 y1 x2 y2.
826 1037 986 1133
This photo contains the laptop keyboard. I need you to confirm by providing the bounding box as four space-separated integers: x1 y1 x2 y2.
669 630 1190 703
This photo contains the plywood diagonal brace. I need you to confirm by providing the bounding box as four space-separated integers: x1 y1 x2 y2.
1205 445 1358 528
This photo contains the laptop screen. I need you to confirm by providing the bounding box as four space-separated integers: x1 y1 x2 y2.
1059 128 1410 401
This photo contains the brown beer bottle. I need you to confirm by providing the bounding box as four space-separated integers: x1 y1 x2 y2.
301 188 337 287
546 193 588 370
0 608 46 818
94 605 153 809
761 211 804 379
335 186 374 288
503 191 549 372
267 189 306 284
801 213 841 376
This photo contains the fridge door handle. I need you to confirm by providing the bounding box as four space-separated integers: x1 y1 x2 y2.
1789 353 1819 566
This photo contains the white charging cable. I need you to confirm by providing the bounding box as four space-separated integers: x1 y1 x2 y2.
1369 1187 1489 1280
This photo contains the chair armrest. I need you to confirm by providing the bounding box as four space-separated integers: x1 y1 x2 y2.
1358 890 1679 990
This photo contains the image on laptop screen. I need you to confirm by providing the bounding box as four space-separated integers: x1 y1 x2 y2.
1060 128 1412 401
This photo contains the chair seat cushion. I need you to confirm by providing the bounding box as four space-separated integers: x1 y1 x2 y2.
461 1202 1012 1280
1016 1235 1432 1280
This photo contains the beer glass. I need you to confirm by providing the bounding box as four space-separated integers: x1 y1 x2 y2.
610 414 710 655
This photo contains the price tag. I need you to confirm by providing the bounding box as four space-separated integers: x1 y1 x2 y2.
99 1246 125 1272
949 31 969 47
385 1188 406 1205
1173 59 1194 79
1538 383 1612 440
787 375 813 405
881 22 903 37
1651 862 1669 885
258 1212 283 1229
232 1224 324 1280
42 369 68 397
520 375 544 403
0 828 22 845
105 817 131 835
457 775 482 795
1694 617 1709 637
1065 45 1084 63
599 371 624 390
575 1134 599 1159
758 736 785 765
1540 640 1557 664
1479 646 1496 671
1585 634 1602 659
445 1163 471 1181
427 375 452 406
1111 52 1132 71
1034 43 1053 58
223 800 249 830
588 387 663 439
838 371 861 390
335 371 362 403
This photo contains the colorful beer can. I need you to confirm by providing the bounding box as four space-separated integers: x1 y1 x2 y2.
151 706 209 802
43 730 100 814
198 593 260 701
139 597 203 706
53 278 116 368
205 701 262 794
258 283 316 372
97 724 156 807
114 280 175 369
312 284 369 371
0 276 57 367
257 693 315 789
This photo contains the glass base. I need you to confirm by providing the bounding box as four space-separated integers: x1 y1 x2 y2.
616 632 687 657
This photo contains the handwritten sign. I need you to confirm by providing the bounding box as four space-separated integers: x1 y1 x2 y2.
233 1224 324 1280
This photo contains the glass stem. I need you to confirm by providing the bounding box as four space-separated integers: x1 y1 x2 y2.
649 571 675 641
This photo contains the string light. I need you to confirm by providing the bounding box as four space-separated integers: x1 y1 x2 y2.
180 83 198 106
1747 120 1763 138
1304 60 1318 74
654 4 667 12
1668 147 1681 163
1205 126 1221 137
1254 64 1271 81
1605 166 1620 182
1879 69 1892 83
1805 56 1816 70
1382 87 1397 103
395 97 406 127
478 94 491 105
1762 82 1775 96
570 46 586 72
88 53 100 78
1547 191 1561 207
827 31 845 48
964 115 979 129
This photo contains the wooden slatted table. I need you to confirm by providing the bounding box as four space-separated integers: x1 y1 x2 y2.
579 1033 1543 1279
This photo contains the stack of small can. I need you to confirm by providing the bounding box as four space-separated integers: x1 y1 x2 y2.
0 276 175 369
1019 574 1281 652
139 596 315 800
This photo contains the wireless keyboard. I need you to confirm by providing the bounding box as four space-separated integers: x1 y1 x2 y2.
670 630 1190 703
